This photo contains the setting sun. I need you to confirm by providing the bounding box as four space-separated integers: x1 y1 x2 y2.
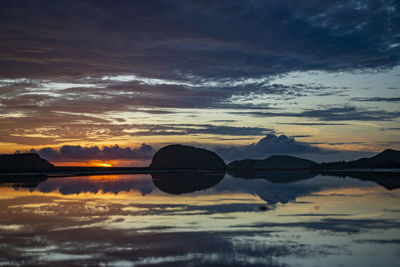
53 161 117 167
93 162 113 167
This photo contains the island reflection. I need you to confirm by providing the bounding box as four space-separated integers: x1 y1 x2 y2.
151 171 225 194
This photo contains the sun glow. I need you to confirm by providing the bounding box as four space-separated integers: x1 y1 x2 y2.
54 161 116 167
92 162 113 167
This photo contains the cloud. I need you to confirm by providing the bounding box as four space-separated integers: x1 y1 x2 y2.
0 115 274 146
233 106 400 121
0 1 399 151
248 134 321 154
277 122 349 126
209 120 237 123
215 133 325 161
227 83 348 103
171 124 274 136
381 127 400 131
355 239 400 244
351 97 400 102
0 1 399 79
214 133 376 162
30 144 155 162
289 135 313 138
124 123 273 138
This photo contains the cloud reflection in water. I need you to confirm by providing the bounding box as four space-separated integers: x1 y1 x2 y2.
0 172 399 266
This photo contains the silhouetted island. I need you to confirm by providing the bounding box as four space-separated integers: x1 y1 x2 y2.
0 153 54 172
149 144 225 170
227 155 317 170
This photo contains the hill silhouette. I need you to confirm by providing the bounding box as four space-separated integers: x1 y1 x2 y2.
149 145 225 170
227 155 317 170
319 149 400 169
0 153 54 172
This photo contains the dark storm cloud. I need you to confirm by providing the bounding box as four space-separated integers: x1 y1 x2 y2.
0 0 399 79
31 143 155 162
234 106 400 121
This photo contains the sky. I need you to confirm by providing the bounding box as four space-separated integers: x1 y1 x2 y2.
0 0 399 166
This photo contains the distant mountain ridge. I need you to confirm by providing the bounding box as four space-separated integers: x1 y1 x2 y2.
319 149 400 169
227 155 317 170
227 149 400 170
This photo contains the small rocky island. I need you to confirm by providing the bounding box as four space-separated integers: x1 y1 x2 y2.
149 144 225 170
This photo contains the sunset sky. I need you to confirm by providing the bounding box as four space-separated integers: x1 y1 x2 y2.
1 0 399 166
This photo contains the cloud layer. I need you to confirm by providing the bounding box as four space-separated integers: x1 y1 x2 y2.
0 0 399 153
1 0 399 79
30 144 155 162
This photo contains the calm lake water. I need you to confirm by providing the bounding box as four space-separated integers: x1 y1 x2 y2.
0 171 399 266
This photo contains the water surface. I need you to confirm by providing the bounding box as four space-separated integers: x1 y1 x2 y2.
0 172 399 266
